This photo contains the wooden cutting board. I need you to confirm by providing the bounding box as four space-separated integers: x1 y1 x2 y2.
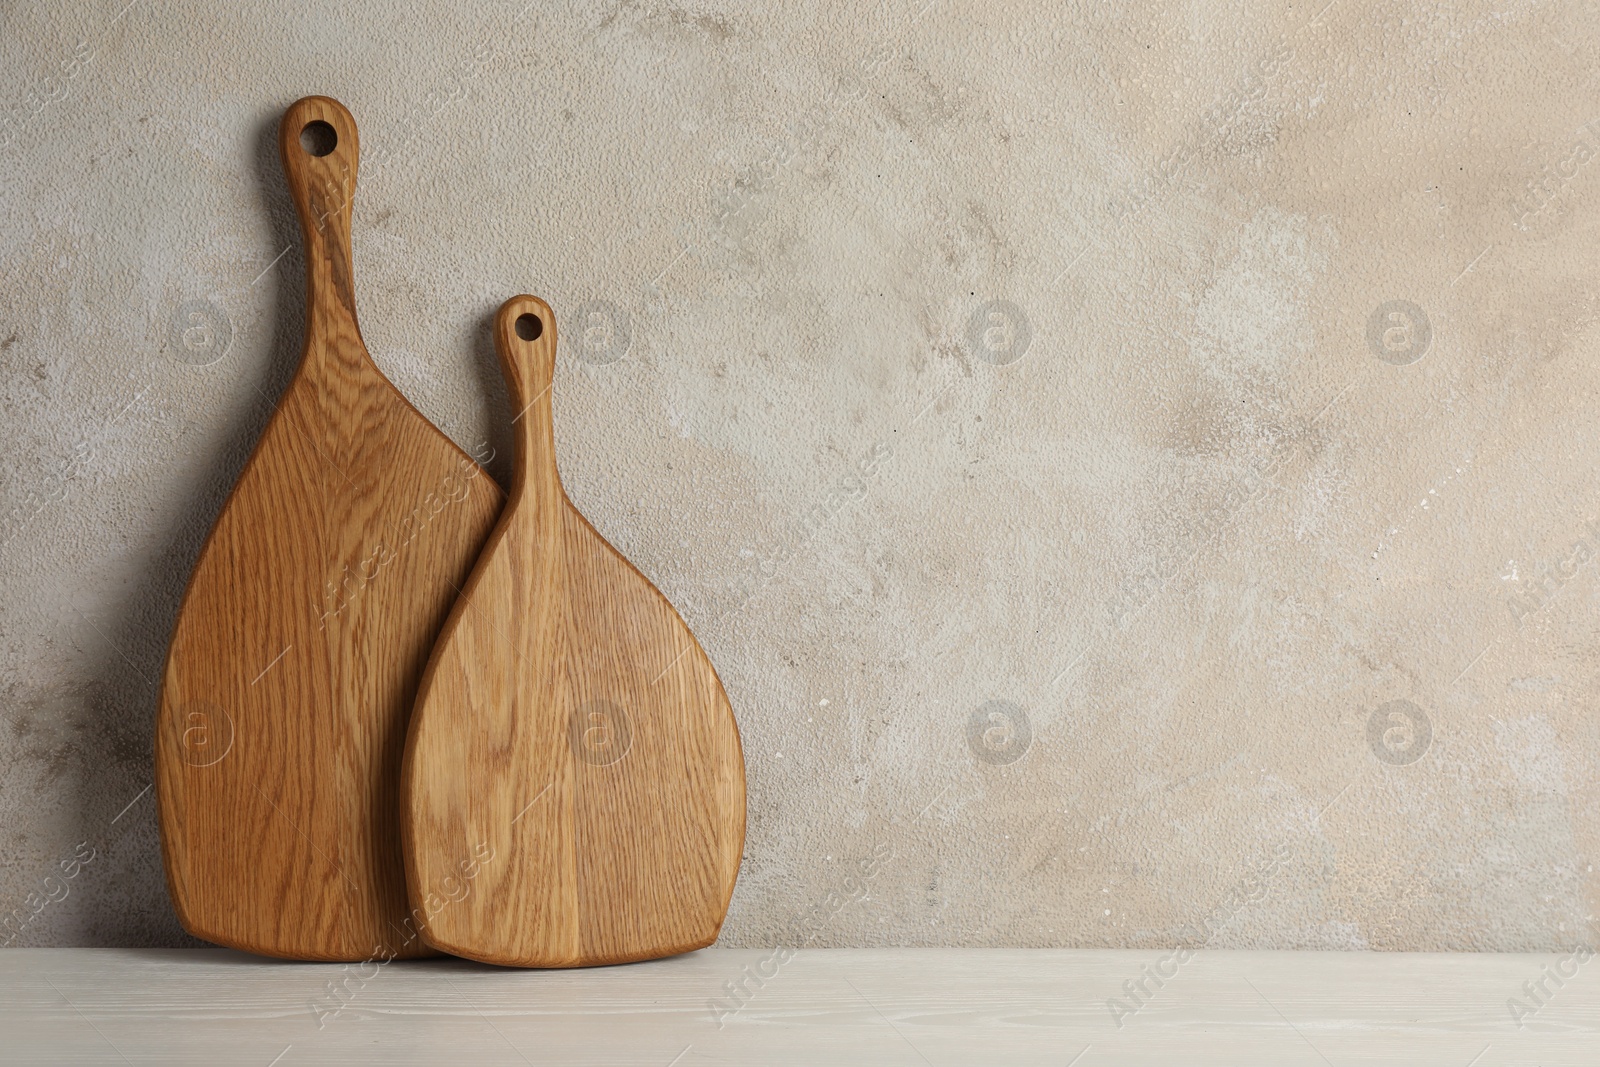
155 97 504 961
400 296 745 967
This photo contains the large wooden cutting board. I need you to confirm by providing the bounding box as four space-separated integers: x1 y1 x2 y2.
155 97 503 961
400 296 745 967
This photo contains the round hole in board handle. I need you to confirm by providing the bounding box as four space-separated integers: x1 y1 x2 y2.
299 120 337 157
514 313 543 341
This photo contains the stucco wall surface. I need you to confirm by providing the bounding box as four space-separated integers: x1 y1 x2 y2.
3 0 1600 953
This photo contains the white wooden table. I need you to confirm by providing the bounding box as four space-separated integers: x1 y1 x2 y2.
4 948 1595 1064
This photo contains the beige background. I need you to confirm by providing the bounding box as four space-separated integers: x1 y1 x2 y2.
2 0 1599 953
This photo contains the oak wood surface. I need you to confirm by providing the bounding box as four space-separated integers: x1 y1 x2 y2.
154 96 504 961
400 296 745 967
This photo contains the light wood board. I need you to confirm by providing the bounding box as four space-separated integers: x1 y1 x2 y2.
4 948 1596 1065
401 296 745 966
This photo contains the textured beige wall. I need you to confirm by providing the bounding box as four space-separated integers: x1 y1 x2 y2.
2 0 1599 953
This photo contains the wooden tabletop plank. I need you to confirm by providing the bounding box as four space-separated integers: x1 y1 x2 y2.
2 948 1595 1065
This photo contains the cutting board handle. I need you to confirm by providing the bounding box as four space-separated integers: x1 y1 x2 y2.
278 96 362 342
495 295 560 501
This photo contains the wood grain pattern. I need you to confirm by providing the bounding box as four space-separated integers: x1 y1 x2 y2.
154 97 503 962
400 296 745 967
12 948 1600 1066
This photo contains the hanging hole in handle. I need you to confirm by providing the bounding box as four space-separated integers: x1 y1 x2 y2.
300 120 337 157
514 313 543 341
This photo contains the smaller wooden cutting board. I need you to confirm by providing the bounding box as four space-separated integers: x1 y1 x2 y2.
401 296 745 967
